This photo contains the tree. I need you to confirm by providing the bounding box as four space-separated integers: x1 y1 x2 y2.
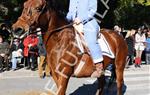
114 0 150 29
0 0 25 26
0 0 149 29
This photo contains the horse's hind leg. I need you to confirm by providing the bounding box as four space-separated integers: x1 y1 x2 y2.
115 67 124 95
115 54 127 95
96 75 105 95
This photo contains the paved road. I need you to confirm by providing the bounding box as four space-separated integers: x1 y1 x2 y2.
0 65 149 95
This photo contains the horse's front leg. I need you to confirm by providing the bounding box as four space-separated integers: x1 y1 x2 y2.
56 76 70 95
46 70 70 95
54 65 73 95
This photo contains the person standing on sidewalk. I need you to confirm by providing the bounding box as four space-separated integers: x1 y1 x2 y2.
125 29 136 67
134 27 146 67
145 30 150 64
36 28 50 78
23 34 38 70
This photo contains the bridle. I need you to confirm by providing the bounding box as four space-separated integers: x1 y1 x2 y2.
44 19 92 45
15 0 48 39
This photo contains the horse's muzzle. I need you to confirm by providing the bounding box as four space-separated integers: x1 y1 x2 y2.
13 27 25 38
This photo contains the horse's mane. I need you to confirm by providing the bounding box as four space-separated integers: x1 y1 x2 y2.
40 0 74 45
37 0 69 34
47 0 68 18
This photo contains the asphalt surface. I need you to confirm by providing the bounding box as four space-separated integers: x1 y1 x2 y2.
0 65 150 95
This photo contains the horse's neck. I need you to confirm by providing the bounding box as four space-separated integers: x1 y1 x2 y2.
43 10 70 45
47 10 68 32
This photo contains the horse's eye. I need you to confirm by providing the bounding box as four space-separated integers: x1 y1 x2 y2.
35 7 42 12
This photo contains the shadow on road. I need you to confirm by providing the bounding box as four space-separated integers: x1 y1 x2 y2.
70 78 127 95
70 81 98 95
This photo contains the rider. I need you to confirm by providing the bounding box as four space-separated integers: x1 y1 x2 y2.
66 0 104 77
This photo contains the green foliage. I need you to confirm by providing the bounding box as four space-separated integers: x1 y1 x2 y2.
138 0 150 5
114 0 150 29
0 0 149 29
0 0 25 25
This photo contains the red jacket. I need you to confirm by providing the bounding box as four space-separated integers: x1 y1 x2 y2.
23 34 38 56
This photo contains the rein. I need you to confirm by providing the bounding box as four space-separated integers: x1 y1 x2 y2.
45 19 90 45
45 22 74 45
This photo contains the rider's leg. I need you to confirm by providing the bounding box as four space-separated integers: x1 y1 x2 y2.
83 23 104 78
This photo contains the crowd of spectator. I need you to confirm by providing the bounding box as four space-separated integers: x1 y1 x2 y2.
0 23 50 78
0 23 150 75
114 25 150 68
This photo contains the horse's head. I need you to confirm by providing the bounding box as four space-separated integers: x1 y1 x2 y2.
12 0 48 38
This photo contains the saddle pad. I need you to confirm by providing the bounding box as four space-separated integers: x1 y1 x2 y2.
75 30 115 59
98 34 115 58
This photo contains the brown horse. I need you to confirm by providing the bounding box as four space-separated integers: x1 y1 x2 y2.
12 0 128 95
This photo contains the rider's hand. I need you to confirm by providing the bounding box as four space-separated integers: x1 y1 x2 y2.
74 18 81 25
73 18 83 33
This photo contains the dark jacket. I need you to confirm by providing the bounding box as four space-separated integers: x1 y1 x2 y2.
126 36 135 56
10 42 24 53
0 29 10 42
0 42 10 55
37 35 46 56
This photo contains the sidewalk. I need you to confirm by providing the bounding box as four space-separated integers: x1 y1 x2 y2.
125 64 150 71
0 68 38 79
0 65 149 79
